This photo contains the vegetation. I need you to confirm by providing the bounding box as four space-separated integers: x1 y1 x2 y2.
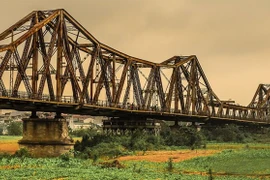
0 124 270 179
69 126 99 138
0 148 269 179
6 121 23 136
72 124 270 159
73 126 206 159
0 135 21 143
174 149 270 175
201 124 270 143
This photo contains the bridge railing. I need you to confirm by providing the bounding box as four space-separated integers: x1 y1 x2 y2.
0 90 269 123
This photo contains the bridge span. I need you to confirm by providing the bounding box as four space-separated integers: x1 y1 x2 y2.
0 9 269 156
0 90 269 126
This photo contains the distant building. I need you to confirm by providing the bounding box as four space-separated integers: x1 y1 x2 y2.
66 115 103 130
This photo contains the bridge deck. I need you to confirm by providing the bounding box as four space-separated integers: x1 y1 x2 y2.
0 96 269 126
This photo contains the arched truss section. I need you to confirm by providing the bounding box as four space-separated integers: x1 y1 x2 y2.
248 84 270 119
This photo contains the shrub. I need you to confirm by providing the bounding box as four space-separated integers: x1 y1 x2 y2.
70 127 99 137
99 160 125 169
13 148 31 158
7 121 23 136
167 157 173 172
0 152 12 159
162 126 205 148
207 124 246 143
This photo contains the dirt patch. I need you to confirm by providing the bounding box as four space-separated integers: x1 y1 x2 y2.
118 150 220 162
0 143 19 154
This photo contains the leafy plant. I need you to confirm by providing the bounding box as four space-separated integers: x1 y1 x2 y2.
13 148 31 158
7 121 23 136
167 157 173 172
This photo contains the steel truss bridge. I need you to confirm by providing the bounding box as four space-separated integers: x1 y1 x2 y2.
0 9 269 126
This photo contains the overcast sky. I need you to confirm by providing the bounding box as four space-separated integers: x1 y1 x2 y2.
0 0 270 105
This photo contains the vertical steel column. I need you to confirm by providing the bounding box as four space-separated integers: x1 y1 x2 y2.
56 11 63 102
32 12 39 99
112 55 116 101
32 37 38 98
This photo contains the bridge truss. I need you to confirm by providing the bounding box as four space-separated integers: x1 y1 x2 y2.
0 9 269 125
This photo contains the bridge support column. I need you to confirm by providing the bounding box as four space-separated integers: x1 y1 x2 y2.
170 121 180 130
18 116 74 157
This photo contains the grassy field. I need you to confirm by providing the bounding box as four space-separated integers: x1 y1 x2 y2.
0 136 269 179
1 152 268 180
0 136 82 142
175 149 270 175
207 142 270 150
0 136 21 143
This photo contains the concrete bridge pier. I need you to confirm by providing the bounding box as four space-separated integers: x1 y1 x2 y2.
18 111 74 157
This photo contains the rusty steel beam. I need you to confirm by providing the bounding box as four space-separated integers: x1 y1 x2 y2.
80 48 97 103
37 17 59 100
0 11 60 53
56 11 63 102
0 11 36 41
113 59 131 105
13 48 32 95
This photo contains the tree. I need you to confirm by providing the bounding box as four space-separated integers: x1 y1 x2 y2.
162 126 205 148
7 121 23 135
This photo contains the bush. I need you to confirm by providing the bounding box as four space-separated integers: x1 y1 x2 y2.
14 148 31 158
7 121 23 136
70 127 99 137
0 152 12 159
205 124 246 143
74 125 209 159
201 124 270 143
167 157 173 172
98 142 125 158
162 126 205 148
99 160 125 169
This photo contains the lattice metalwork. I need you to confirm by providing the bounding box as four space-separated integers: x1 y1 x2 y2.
0 9 268 125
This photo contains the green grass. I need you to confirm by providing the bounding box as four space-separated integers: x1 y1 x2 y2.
1 149 269 179
0 136 21 143
0 136 81 143
1 136 270 179
175 149 270 175
207 142 270 150
0 156 260 180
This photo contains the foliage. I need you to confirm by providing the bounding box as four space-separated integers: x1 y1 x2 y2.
70 127 99 137
74 130 165 159
0 126 4 135
0 152 11 159
13 148 31 158
202 124 270 143
167 157 173 172
0 149 268 179
161 126 205 148
6 121 23 136
74 126 208 159
1 135 269 179
99 160 125 169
